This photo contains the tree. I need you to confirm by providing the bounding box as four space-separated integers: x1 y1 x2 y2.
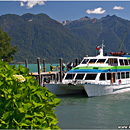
0 27 17 62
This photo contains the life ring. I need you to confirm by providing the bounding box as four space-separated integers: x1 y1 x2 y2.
119 80 121 84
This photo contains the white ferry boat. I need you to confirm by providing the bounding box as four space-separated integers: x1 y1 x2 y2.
45 42 130 97
63 43 130 97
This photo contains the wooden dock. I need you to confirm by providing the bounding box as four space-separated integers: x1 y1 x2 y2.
29 71 61 86
26 57 80 86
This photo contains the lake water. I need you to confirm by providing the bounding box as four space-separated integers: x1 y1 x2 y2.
15 63 60 72
56 93 130 129
16 64 130 129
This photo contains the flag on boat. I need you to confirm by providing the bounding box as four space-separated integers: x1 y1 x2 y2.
96 46 100 50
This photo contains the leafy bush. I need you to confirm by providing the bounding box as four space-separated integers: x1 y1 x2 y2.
0 60 60 129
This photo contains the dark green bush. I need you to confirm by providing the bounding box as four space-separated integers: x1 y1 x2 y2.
0 60 60 129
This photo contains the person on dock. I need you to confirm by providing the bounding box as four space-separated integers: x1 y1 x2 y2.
50 64 53 71
67 62 73 71
56 65 59 71
62 63 65 72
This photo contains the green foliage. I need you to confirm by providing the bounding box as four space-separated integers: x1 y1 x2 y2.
0 27 17 62
0 60 60 129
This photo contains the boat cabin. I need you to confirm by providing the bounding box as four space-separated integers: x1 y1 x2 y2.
81 57 130 66
63 56 130 85
62 43 130 85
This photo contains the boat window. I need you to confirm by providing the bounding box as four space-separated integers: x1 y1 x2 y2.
82 59 89 64
106 58 118 66
124 59 128 65
128 59 130 65
114 59 118 64
107 73 111 80
65 74 75 79
85 74 97 80
75 74 85 80
100 73 105 80
88 59 97 64
119 59 124 66
121 72 125 79
117 72 120 79
126 72 129 78
96 59 106 64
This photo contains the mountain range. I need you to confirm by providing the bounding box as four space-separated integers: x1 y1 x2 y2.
0 13 130 63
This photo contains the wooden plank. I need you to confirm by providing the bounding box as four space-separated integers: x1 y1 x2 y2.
29 71 59 76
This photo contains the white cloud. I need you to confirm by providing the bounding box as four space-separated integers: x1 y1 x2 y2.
20 2 24 7
113 6 124 10
19 0 46 9
86 7 106 14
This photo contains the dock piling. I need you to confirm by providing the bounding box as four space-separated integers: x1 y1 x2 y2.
59 58 63 82
79 58 81 64
43 59 46 72
37 57 42 86
25 59 28 68
75 58 78 66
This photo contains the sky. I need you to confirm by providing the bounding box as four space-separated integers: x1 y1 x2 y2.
0 1 130 22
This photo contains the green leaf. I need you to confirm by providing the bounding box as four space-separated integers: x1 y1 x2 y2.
2 112 10 120
20 123 29 127
18 107 25 113
23 103 32 110
53 98 60 105
34 112 43 118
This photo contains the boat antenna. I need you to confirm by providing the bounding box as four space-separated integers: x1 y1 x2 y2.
118 31 128 52
101 40 104 49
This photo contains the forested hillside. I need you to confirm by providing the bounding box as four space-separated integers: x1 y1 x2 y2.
0 13 130 63
65 15 130 54
0 13 91 63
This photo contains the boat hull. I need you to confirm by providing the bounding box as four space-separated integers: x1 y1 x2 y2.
45 83 85 95
84 83 130 97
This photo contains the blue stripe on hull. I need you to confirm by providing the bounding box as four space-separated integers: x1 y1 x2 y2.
68 69 130 73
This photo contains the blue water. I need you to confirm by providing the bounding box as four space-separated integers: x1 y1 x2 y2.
15 63 60 72
56 93 130 129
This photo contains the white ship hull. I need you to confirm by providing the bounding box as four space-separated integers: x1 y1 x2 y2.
84 83 130 97
45 83 84 95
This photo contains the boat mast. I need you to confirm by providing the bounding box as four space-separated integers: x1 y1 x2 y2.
98 40 104 57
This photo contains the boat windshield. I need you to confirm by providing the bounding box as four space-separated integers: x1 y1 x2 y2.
81 59 89 64
75 74 85 80
96 59 106 64
88 59 97 64
85 74 97 80
65 74 75 79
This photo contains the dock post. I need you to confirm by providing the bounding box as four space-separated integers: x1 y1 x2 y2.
79 58 81 64
59 58 63 82
75 58 78 66
37 57 42 86
25 59 28 68
43 59 46 72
